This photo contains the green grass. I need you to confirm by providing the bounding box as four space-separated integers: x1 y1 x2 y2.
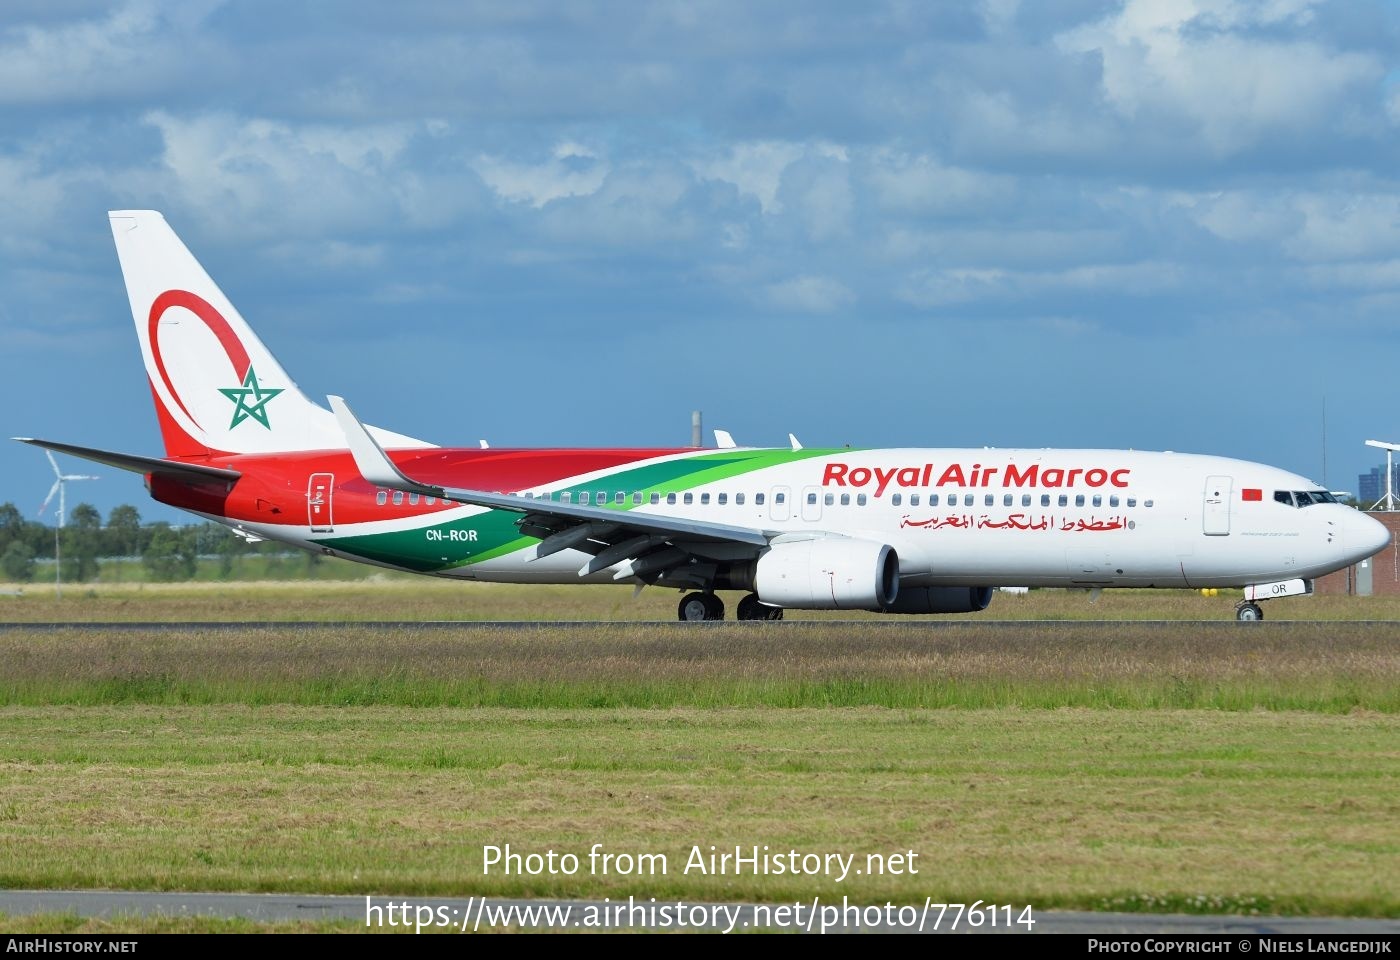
0 583 1394 923
0 622 1397 711
0 706 1395 915
3 578 1400 622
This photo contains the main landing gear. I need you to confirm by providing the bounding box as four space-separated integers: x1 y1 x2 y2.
1235 601 1264 622
736 593 783 621
676 592 785 621
678 592 724 622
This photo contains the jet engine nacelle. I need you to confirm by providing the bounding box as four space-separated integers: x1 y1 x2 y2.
881 586 994 614
754 538 899 610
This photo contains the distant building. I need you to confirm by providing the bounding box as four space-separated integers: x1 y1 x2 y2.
1358 464 1400 506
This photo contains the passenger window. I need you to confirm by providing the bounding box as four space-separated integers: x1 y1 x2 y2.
376 490 387 506
910 494 920 506
736 493 745 505
426 496 436 505
561 492 572 504
756 493 765 505
840 493 851 506
1040 494 1051 507
1144 499 1154 508
806 492 817 504
964 494 974 507
775 492 786 504
667 493 677 505
580 492 590 505
409 493 419 505
857 494 867 506
1058 495 1068 507
891 493 902 506
684 493 694 505
650 492 660 505
985 494 995 507
1127 497 1136 508
633 492 642 505
1003 494 1013 507
1092 495 1101 507
719 493 728 505
928 494 938 507
1021 494 1031 507
597 492 608 505
393 491 404 505
1109 495 1119 507
701 493 710 505
1075 495 1085 507
825 493 835 506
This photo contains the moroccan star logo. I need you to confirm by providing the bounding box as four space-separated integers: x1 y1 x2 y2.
218 366 284 429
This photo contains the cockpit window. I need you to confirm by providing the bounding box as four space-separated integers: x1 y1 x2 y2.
1276 489 1338 508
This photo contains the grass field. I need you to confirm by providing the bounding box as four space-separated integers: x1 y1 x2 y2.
0 582 1396 927
1 706 1396 915
5 577 1400 622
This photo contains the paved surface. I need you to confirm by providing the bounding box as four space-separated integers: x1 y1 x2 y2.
3 891 1398 934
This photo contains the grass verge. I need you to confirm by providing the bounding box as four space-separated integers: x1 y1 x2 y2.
0 705 1395 915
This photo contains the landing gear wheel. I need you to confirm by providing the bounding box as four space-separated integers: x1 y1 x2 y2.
678 592 725 622
1235 602 1264 622
733 593 778 624
703 593 725 621
678 592 710 621
736 593 783 621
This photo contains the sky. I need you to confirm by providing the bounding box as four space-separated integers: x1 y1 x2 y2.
2 0 1400 525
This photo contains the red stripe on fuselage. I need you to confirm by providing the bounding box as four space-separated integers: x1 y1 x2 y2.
150 447 693 526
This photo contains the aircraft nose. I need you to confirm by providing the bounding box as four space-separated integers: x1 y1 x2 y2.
1346 510 1391 562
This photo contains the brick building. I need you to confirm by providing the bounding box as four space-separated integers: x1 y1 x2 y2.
1315 511 1400 595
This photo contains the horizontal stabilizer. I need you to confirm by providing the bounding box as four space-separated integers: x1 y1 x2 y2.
13 438 240 483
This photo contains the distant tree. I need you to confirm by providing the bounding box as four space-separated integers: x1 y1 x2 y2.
63 503 102 581
0 503 23 549
106 505 143 557
1 542 35 583
142 524 196 581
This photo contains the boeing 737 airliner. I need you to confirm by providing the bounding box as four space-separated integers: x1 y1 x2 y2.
15 212 1391 621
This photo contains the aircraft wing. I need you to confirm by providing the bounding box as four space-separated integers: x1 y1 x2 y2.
329 396 771 584
13 438 241 483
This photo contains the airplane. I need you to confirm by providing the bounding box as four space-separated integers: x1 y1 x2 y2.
14 211 1391 622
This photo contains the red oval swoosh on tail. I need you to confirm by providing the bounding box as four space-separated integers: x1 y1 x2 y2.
148 289 251 430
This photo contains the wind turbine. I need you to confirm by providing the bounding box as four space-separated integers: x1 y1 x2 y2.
37 450 99 528
1364 440 1399 512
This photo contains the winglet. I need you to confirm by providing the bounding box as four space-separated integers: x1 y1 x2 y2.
788 433 803 451
329 395 440 494
714 429 737 449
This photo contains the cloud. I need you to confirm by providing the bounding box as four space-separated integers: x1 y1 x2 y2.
1056 0 1384 156
0 0 224 105
474 141 609 208
763 275 855 313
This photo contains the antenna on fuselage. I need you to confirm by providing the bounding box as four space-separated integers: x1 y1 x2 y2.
1364 439 1400 511
691 410 702 448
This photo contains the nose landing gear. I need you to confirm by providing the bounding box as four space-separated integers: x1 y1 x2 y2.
1234 601 1264 621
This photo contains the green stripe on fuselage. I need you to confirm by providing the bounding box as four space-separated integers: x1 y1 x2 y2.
314 447 843 572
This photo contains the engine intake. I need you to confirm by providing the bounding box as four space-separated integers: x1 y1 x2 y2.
754 538 899 610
